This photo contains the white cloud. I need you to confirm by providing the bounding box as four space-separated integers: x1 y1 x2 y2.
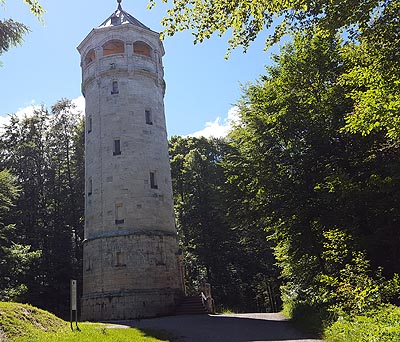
14 102 40 118
188 106 240 138
0 96 85 132
72 95 85 116
0 100 41 132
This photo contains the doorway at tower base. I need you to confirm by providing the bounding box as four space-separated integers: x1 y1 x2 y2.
81 232 184 320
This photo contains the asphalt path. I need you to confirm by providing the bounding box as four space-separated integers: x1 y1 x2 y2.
108 313 324 342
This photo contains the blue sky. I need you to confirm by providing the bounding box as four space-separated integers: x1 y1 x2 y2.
0 0 276 137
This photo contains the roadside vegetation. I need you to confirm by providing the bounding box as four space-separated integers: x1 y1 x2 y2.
324 305 400 342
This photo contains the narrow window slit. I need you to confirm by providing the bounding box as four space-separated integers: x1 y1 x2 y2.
113 139 121 155
150 171 158 189
111 81 119 95
145 109 153 125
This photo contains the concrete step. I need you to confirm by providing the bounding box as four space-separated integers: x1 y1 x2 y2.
174 296 208 315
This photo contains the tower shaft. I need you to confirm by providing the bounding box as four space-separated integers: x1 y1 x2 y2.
77 5 183 320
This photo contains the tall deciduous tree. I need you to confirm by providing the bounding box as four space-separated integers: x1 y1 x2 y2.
149 0 392 53
150 0 399 142
226 28 400 319
340 0 400 142
170 137 233 296
0 169 40 301
169 136 280 311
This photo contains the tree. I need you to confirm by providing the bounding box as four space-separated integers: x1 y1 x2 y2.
339 0 400 142
169 136 280 311
169 137 233 296
0 0 44 63
226 28 400 320
0 99 84 316
150 0 399 143
0 19 29 56
148 0 392 54
0 169 40 301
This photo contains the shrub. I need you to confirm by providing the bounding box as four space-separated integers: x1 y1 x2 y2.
324 305 400 342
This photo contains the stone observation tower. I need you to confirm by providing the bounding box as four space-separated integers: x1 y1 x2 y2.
77 0 184 320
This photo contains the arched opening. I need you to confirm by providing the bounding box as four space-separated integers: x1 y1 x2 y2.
85 49 96 65
133 41 151 57
103 40 125 56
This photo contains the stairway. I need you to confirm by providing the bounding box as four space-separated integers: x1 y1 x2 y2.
174 295 208 315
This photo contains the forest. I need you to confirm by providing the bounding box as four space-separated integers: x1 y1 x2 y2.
1 0 399 339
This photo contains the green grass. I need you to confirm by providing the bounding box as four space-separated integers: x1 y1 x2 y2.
215 304 245 314
324 305 400 342
13 323 174 342
217 306 236 314
0 302 175 342
0 302 66 340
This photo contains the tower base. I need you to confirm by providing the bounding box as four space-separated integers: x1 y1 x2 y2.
81 287 182 321
81 232 184 321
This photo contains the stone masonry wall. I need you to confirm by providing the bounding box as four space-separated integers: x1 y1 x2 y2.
78 17 183 320
81 233 183 320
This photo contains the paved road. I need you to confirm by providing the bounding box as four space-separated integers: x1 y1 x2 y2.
109 313 324 342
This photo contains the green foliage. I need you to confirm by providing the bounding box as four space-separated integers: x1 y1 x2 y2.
0 0 44 65
0 170 40 301
151 0 399 143
148 0 390 55
21 0 45 19
229 29 346 311
314 228 400 319
0 19 29 56
319 245 400 317
285 302 327 335
0 99 84 316
0 243 41 301
225 25 400 329
216 306 237 314
0 169 18 215
169 136 280 312
324 305 400 342
340 0 400 141
170 136 232 293
0 0 45 19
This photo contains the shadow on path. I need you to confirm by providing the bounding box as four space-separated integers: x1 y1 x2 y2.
108 313 323 342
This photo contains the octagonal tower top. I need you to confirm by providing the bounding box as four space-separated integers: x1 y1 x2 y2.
77 0 164 62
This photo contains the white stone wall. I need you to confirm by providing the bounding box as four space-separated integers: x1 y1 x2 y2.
78 22 183 320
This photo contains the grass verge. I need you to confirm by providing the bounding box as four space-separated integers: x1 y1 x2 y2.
324 305 400 342
0 302 175 342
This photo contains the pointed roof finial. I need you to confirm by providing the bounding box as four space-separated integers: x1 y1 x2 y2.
99 0 150 30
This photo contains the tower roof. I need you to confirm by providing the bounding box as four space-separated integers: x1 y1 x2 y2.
99 0 150 30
